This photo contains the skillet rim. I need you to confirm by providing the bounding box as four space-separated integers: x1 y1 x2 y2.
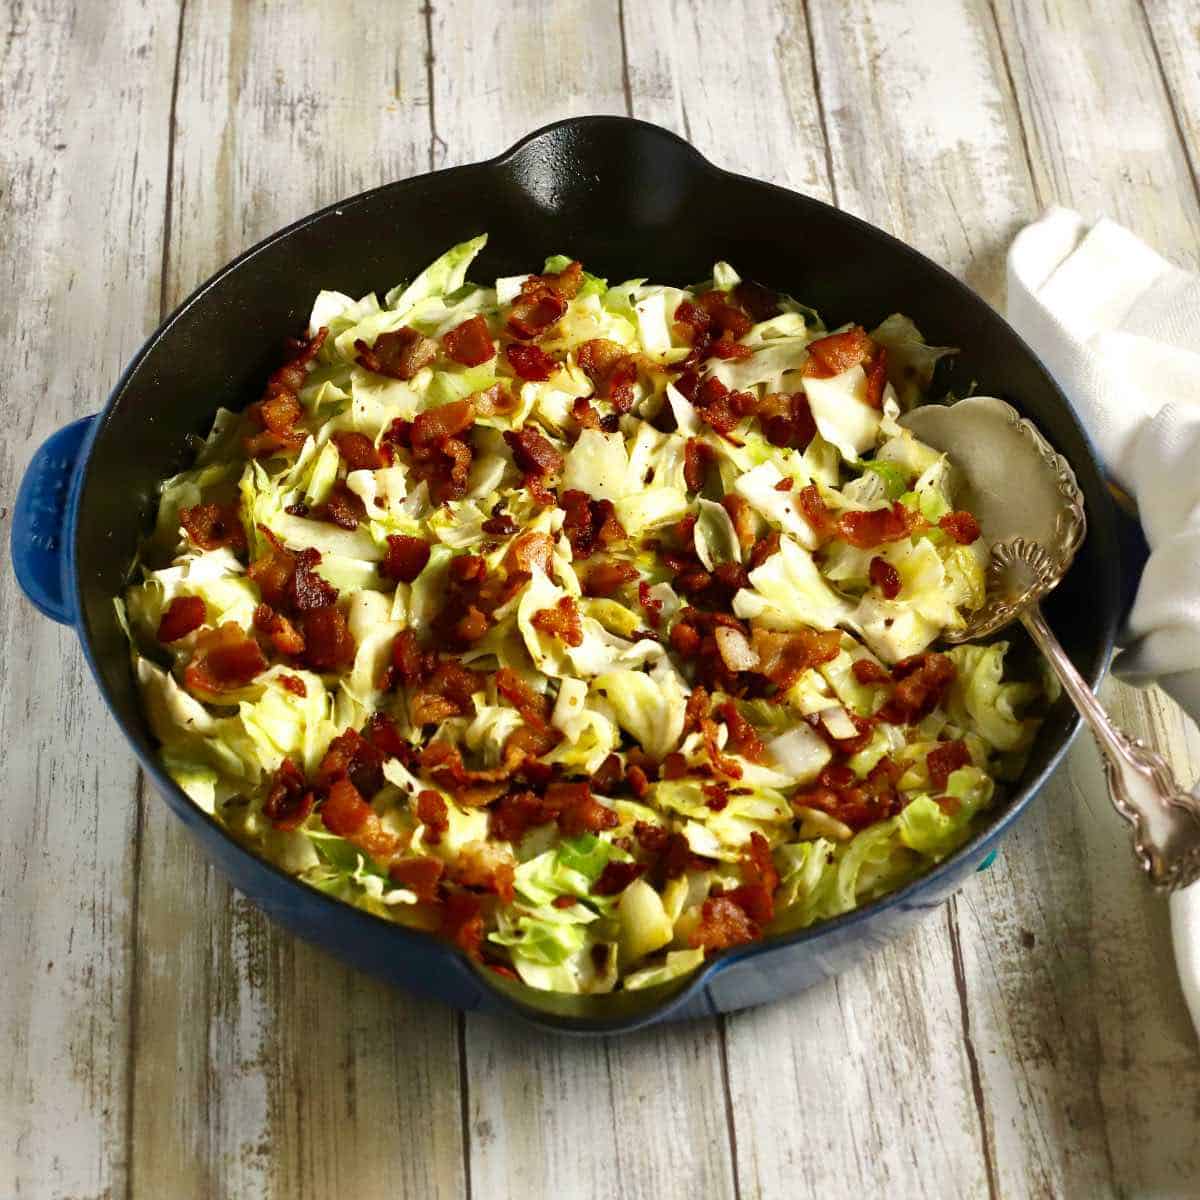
68 114 1119 1033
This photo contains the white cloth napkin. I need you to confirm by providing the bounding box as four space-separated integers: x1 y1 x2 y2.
1007 207 1200 1038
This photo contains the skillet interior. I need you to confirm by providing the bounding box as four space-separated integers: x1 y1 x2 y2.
71 116 1119 1030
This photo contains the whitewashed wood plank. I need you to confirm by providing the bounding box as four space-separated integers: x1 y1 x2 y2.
995 0 1200 266
1143 0 1200 200
0 2 176 1197
427 6 736 1197
429 0 627 169
127 4 464 1198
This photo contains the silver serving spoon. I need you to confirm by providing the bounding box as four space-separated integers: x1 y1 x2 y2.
901 395 1200 891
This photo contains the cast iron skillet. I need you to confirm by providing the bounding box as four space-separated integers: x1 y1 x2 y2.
11 116 1122 1034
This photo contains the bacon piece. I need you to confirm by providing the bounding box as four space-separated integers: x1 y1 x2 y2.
719 700 766 762
411 398 476 450
837 502 922 549
317 727 385 797
504 426 564 475
472 382 517 420
481 510 519 536
180 502 247 552
803 326 873 378
450 841 516 902
442 314 496 366
495 666 552 731
243 328 327 458
684 438 715 493
708 335 753 361
747 529 781 570
507 270 573 340
321 776 374 836
864 347 889 409
794 757 903 831
489 790 552 844
364 711 407 760
278 673 307 697
797 485 833 540
417 789 449 843
382 534 432 583
927 739 972 791
355 326 438 380
389 856 445 903
263 758 316 831
583 559 639 598
939 510 982 545
387 629 433 690
440 889 484 959
692 376 742 437
409 660 483 726
852 658 892 686
592 860 646 896
869 555 902 599
549 781 620 836
722 831 780 925
505 342 556 382
315 481 366 530
184 623 267 693
246 529 297 609
690 895 760 950
701 717 743 779
332 431 383 471
577 338 639 412
157 595 206 643
289 550 339 612
299 606 356 672
762 394 818 451
879 653 957 725
531 596 583 647
254 603 306 656
697 289 753 339
750 626 841 689
559 489 626 558
504 531 554 578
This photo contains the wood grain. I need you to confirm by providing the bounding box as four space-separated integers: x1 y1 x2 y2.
4 0 1200 1197
0 2 176 1196
125 4 463 1198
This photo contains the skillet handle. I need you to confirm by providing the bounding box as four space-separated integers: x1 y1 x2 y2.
10 414 96 625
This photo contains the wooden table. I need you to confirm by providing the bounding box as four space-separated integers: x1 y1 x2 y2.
4 2 1200 1196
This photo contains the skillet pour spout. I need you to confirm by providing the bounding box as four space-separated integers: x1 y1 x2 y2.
10 116 1123 1032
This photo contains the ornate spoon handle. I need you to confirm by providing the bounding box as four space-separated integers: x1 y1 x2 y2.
1021 605 1200 891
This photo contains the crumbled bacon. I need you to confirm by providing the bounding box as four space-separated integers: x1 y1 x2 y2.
314 481 366 530
408 399 477 504
692 376 745 437
577 338 639 412
939 510 982 545
531 596 583 647
246 528 299 609
838 502 922 549
808 707 876 755
684 438 715 493
299 606 356 672
761 394 818 451
355 326 438 380
732 280 781 322
879 653 956 725
794 758 903 831
417 789 449 843
721 831 780 925
747 530 781 570
180 502 247 552
321 776 374 836
803 326 873 378
183 623 267 693
409 660 483 726
316 727 386 798
593 860 646 896
495 666 552 731
290 549 339 612
750 626 841 690
869 555 902 599
548 781 619 836
504 426 564 476
472 382 516 418
243 328 326 457
927 739 971 790
389 856 445 903
332 431 383 471
364 711 407 760
719 700 766 762
481 510 519 537
797 485 833 539
254 603 305 657
507 266 578 340
382 534 432 583
583 559 639 598
505 342 557 381
157 595 206 643
690 895 760 950
450 841 516 902
701 716 743 779
278 673 307 697
504 530 554 578
559 489 626 558
442 314 496 366
264 758 316 831
864 347 889 409
852 658 892 686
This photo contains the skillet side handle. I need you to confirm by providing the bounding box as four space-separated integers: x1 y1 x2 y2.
10 414 96 625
